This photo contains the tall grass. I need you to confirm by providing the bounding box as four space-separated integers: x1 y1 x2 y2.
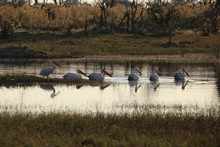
0 105 219 146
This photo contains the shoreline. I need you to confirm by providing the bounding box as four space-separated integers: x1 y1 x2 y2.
0 53 219 64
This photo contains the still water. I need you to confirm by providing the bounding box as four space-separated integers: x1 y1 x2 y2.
0 60 219 114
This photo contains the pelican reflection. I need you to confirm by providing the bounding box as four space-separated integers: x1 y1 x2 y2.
175 79 189 90
89 82 111 90
129 81 141 93
39 84 60 98
151 81 160 91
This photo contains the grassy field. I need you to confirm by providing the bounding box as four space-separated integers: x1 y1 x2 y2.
0 105 219 146
0 30 220 59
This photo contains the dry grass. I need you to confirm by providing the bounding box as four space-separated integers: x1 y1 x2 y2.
1 31 220 58
0 105 219 146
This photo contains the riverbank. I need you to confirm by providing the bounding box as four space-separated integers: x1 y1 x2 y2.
0 53 219 64
0 32 220 64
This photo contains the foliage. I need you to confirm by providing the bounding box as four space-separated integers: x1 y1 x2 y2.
0 106 219 146
0 5 18 38
0 3 217 36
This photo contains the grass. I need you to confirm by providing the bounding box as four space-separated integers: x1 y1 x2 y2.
0 105 219 146
1 30 220 58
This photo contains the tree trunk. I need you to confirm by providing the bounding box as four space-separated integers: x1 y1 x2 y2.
34 0 38 5
126 12 130 32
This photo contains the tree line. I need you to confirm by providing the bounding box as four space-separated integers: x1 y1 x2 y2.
0 0 219 44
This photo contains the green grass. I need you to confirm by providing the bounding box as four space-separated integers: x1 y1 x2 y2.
0 105 219 146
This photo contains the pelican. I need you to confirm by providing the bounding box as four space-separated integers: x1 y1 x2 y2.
88 69 112 81
63 69 87 79
174 68 190 81
149 67 160 82
39 60 61 78
128 67 141 81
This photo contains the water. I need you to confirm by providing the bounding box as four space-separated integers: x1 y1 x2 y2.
0 60 219 114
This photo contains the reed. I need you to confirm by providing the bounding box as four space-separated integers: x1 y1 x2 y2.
0 105 219 146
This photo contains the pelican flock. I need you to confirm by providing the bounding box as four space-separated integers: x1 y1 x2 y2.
38 61 190 91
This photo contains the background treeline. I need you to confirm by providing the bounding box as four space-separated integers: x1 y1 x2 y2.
0 0 219 41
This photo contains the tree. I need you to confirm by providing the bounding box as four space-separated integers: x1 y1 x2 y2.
97 0 116 29
0 6 18 38
166 6 180 45
148 3 180 45
200 0 220 35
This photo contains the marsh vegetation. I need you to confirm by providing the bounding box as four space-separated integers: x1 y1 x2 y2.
0 105 219 146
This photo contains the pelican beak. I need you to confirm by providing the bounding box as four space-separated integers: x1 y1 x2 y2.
183 68 190 77
52 61 61 68
102 69 113 77
77 69 87 77
155 67 160 75
136 67 141 75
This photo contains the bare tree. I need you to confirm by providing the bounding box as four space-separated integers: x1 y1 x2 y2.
166 6 180 45
96 0 116 29
148 3 180 45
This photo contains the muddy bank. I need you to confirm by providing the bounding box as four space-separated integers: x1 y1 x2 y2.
0 75 108 87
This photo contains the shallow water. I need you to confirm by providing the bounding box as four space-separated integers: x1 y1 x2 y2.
0 61 219 114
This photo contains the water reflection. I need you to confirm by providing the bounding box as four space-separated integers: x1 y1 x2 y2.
128 81 141 93
174 79 189 90
215 63 220 99
150 81 160 91
39 84 60 98
99 82 111 90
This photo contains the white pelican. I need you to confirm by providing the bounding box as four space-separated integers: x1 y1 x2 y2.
174 68 190 81
88 69 112 81
149 67 160 82
39 60 61 78
128 67 141 81
63 69 87 79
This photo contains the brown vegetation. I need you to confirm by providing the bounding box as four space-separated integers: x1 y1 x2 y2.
0 106 219 146
0 2 219 61
0 2 218 37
